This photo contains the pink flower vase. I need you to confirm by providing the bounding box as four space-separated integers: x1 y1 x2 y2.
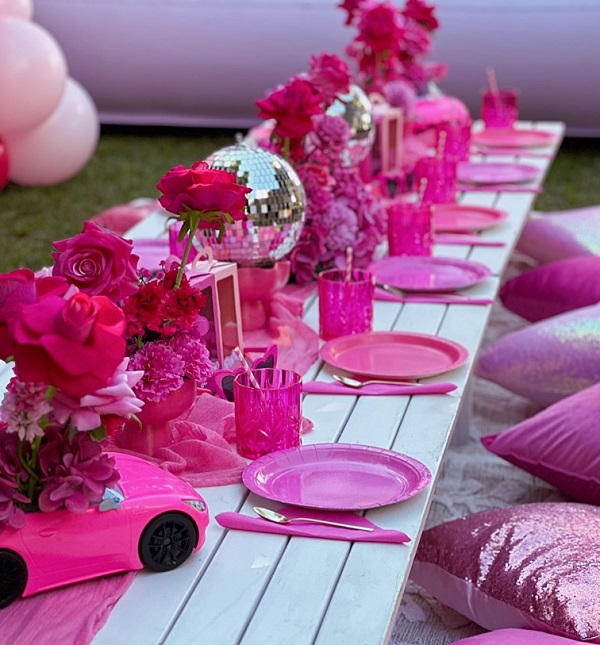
115 378 197 455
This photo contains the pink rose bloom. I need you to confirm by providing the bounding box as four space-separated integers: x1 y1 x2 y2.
256 78 324 140
403 21 431 58
52 221 140 303
403 0 439 32
52 358 144 432
11 292 126 399
357 2 404 54
338 0 365 25
308 53 352 105
322 201 359 254
157 161 251 231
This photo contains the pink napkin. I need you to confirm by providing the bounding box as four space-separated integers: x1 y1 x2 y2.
0 571 135 645
216 505 410 543
375 288 493 306
457 183 543 194
434 234 505 247
302 381 457 396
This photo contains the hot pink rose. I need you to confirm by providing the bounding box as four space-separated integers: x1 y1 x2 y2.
52 221 140 302
338 0 366 25
403 0 439 32
10 292 126 399
256 78 324 140
357 2 404 54
308 53 352 105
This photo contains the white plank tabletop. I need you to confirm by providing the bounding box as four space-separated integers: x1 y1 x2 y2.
84 120 565 645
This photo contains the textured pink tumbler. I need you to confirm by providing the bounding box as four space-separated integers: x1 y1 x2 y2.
480 88 519 129
413 157 457 204
435 120 472 162
234 368 302 459
387 201 432 257
318 269 374 340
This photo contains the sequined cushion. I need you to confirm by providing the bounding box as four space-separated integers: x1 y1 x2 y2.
482 383 600 505
412 503 600 642
517 206 600 264
475 303 600 407
451 628 586 644
499 256 600 322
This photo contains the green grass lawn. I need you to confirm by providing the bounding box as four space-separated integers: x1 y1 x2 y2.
0 127 598 273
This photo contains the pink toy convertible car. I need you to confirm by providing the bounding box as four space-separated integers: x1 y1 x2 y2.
0 452 210 608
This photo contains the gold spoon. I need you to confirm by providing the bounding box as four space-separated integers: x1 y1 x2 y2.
253 507 374 532
333 374 424 388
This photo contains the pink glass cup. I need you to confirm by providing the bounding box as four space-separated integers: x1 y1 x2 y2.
434 120 472 162
413 157 457 204
318 269 374 341
387 201 432 257
234 368 302 460
480 88 519 129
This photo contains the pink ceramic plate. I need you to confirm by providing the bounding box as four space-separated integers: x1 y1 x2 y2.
471 128 555 149
457 161 539 185
432 204 508 232
132 239 170 271
368 256 491 292
320 331 469 380
243 443 432 510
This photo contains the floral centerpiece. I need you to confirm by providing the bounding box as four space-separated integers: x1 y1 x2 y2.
0 162 251 530
254 52 387 283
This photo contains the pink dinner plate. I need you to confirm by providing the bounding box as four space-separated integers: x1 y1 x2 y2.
368 256 491 293
432 203 508 232
471 128 555 149
242 443 432 510
457 161 539 185
320 331 469 380
132 239 170 271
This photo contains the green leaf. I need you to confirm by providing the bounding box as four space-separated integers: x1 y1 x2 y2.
89 427 107 442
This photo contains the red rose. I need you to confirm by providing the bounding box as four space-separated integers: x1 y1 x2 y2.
308 53 352 105
256 78 324 140
10 292 126 398
403 0 439 32
357 2 404 54
52 221 140 302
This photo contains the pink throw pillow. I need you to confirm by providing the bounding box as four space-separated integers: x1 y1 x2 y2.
517 206 600 264
481 382 600 504
475 303 600 407
499 256 600 322
451 629 581 644
411 503 600 642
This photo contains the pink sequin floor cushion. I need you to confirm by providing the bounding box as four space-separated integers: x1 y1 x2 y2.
475 303 600 407
517 205 600 264
451 628 581 644
482 382 600 505
411 503 600 642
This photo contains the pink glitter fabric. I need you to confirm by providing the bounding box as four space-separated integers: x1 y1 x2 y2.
475 303 600 407
413 503 600 641
452 627 584 644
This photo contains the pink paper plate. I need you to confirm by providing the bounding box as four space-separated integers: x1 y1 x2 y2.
367 256 491 292
242 443 432 510
457 161 539 185
320 331 469 380
471 128 555 149
132 239 170 271
432 203 508 232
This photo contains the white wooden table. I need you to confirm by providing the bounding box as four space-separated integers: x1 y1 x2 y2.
66 122 566 645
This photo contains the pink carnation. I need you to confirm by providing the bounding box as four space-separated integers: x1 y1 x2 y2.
129 341 185 403
308 53 352 105
321 202 359 254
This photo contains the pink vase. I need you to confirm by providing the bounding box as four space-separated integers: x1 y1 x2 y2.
115 378 197 455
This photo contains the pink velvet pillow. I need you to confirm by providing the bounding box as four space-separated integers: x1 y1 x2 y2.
499 256 600 322
452 629 581 644
517 206 600 264
411 503 600 642
475 303 600 407
481 382 600 504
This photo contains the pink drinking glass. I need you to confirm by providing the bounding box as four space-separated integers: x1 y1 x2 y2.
234 368 302 460
318 269 374 340
413 156 457 204
480 88 519 129
387 201 432 257
434 120 472 162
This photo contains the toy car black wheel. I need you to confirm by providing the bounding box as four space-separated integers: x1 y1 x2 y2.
0 550 27 609
139 513 197 573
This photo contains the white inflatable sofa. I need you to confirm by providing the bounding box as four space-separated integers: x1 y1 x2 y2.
33 0 600 135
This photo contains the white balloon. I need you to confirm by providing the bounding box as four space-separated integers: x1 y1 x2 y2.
0 0 32 19
5 77 100 186
0 17 67 133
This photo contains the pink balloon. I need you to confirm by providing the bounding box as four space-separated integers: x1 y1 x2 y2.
0 0 32 19
0 137 9 190
0 17 67 133
5 78 99 186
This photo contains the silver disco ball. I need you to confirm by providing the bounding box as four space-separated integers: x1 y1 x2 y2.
200 142 306 266
326 84 375 167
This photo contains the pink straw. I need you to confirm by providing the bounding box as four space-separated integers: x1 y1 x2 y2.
418 177 428 205
436 129 447 160
345 246 353 282
486 67 500 96
234 346 260 389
